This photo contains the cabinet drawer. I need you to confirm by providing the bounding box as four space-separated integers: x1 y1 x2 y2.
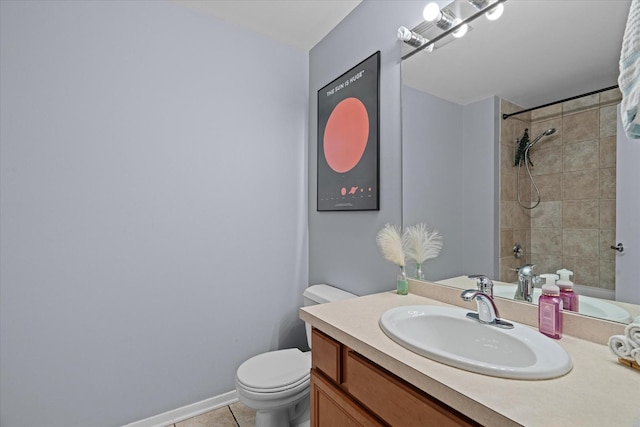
345 350 479 427
311 328 341 383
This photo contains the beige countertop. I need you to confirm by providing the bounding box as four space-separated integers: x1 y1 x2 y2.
300 287 640 427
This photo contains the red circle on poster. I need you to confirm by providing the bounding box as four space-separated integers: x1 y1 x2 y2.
323 97 369 173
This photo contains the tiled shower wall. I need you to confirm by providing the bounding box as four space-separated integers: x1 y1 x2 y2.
499 88 620 291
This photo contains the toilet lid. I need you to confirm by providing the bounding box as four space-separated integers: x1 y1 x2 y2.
236 348 310 391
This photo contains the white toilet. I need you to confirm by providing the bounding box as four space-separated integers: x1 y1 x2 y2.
235 284 356 427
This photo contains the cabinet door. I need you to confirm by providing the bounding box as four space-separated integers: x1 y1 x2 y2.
345 351 479 427
311 370 385 427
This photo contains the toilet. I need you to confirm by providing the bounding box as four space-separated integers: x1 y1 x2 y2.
235 284 356 427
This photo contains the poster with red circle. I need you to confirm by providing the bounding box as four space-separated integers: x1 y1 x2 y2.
317 51 380 211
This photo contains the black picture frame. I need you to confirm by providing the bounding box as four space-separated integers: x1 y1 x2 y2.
317 51 380 211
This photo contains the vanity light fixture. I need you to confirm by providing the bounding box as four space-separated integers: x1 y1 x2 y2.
397 26 434 51
402 0 508 60
423 2 468 38
468 0 504 20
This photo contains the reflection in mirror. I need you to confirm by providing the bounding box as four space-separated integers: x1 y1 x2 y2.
400 0 639 323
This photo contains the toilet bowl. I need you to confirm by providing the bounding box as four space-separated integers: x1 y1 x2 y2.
235 284 356 427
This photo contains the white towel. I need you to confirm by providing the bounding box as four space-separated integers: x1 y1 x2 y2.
625 322 640 347
632 348 640 365
619 0 640 138
608 335 637 360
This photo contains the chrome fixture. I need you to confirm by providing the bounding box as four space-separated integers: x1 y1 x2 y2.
515 264 538 302
513 243 524 259
467 0 504 20
397 26 433 51
423 3 468 37
401 0 507 59
460 289 514 329
515 128 556 209
468 274 493 298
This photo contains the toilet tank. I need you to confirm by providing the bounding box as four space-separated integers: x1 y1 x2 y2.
303 284 357 348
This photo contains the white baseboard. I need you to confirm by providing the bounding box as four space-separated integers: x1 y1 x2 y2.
122 390 238 427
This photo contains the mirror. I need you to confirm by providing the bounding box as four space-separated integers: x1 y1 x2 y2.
401 0 640 323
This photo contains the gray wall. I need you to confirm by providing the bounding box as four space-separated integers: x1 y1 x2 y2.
309 1 422 296
402 87 498 280
461 97 500 278
0 1 308 426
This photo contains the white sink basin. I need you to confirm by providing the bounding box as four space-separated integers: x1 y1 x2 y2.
492 285 633 323
379 305 572 380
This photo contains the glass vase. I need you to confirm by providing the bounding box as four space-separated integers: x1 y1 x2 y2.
397 267 408 295
415 263 424 280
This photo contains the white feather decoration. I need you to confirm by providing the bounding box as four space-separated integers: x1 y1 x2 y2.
403 223 443 264
376 223 406 267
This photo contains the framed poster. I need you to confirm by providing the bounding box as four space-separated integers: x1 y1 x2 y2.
317 51 380 211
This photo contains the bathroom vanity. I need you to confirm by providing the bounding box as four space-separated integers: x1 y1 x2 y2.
300 281 640 426
310 327 478 426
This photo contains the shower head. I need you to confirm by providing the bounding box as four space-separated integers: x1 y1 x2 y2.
525 128 556 151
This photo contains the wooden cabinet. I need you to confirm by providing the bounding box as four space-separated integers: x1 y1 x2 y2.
310 328 479 427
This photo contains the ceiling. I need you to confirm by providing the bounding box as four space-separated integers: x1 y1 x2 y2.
175 0 362 51
175 0 632 109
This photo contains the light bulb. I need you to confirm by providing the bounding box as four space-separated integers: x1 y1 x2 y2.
452 19 468 38
485 2 504 20
423 3 442 22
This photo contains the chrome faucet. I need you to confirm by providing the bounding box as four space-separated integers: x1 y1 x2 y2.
515 264 537 302
467 274 493 298
460 289 514 329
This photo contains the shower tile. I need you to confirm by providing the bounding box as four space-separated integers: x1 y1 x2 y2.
529 146 562 176
599 229 616 261
531 104 562 121
562 200 599 229
599 199 616 228
599 260 616 290
513 228 531 255
531 228 562 255
533 173 562 201
562 170 599 200
600 104 618 137
599 136 616 168
501 172 516 201
573 257 600 287
500 257 520 283
563 109 599 143
501 143 516 173
561 257 577 274
513 204 531 229
599 167 616 198
530 201 562 228
563 229 599 258
563 139 599 172
562 94 599 115
500 201 514 229
501 230 514 258
530 118 562 147
600 88 622 105
530 254 563 276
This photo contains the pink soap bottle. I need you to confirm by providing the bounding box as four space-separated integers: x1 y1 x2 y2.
556 268 579 312
538 283 563 339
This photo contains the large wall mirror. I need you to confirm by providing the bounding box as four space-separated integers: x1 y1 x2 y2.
401 0 640 324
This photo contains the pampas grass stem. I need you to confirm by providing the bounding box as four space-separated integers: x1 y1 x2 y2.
376 223 406 267
404 223 443 264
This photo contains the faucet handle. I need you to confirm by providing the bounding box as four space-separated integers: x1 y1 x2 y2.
467 274 493 298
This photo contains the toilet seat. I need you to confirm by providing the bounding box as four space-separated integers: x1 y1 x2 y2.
236 348 311 394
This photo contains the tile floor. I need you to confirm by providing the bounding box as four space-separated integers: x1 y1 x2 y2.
165 401 256 427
